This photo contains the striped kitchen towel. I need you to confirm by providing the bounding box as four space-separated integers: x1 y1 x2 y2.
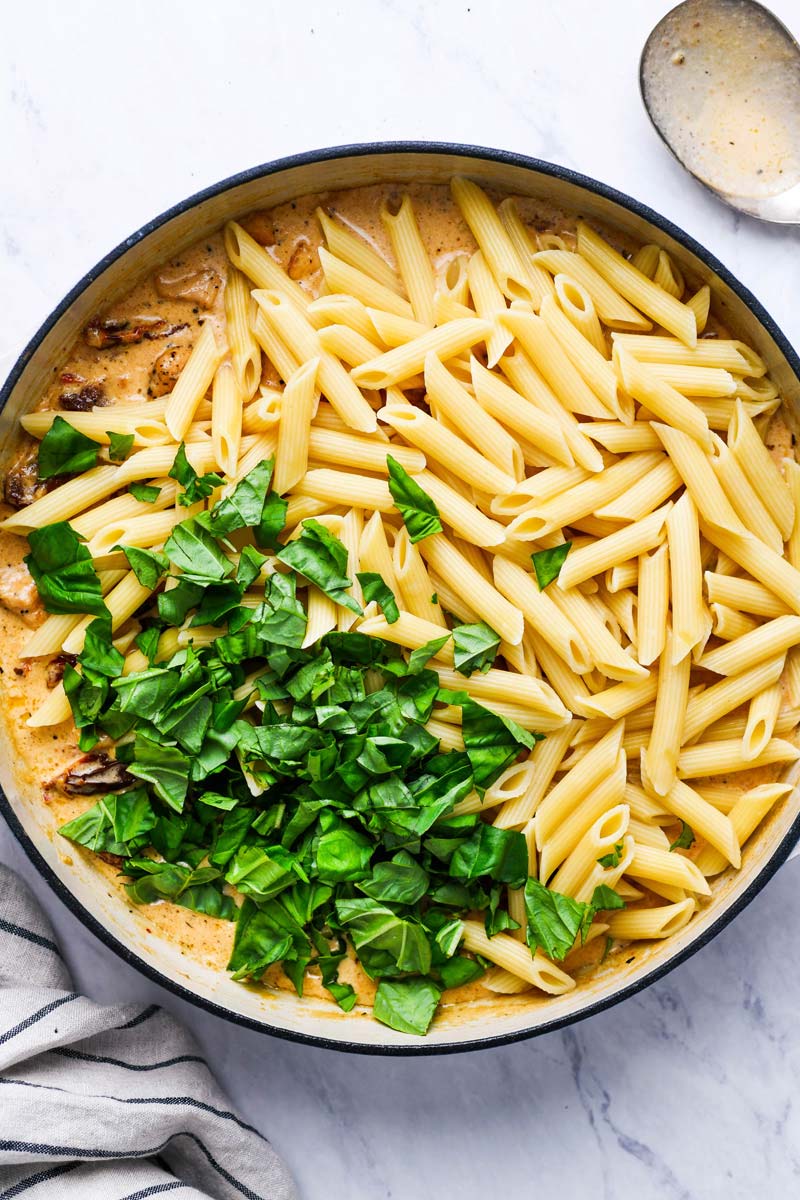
0 863 297 1200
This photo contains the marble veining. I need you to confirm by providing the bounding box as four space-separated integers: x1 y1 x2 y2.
2 1 800 1196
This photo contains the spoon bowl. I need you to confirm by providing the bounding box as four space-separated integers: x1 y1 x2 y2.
640 0 800 223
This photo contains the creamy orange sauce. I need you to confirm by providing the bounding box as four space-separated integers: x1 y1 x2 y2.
0 181 796 1016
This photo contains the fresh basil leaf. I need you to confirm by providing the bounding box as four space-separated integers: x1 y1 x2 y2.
407 635 450 673
127 732 190 812
195 791 239 813
125 861 235 920
357 851 429 904
249 572 307 649
335 898 432 974
25 522 107 617
386 456 442 543
437 956 483 990
597 841 624 868
129 482 161 504
227 896 305 980
237 545 267 590
450 824 528 887
169 442 224 506
317 946 357 1013
200 460 274 535
524 877 589 961
531 542 572 590
356 572 400 623
409 751 473 812
210 806 256 868
670 821 695 851
59 787 155 855
157 578 204 624
323 630 392 666
106 430 134 462
277 519 362 614
62 663 108 734
132 625 160 664
315 814 373 884
373 977 441 1035
452 621 500 676
164 519 234 583
37 416 101 480
461 698 537 789
225 844 298 901
255 491 288 551
433 917 464 959
118 545 169 589
80 616 125 678
590 885 625 912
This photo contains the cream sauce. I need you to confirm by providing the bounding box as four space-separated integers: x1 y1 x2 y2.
642 0 800 200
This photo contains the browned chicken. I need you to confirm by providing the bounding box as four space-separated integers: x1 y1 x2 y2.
154 267 222 309
0 561 45 627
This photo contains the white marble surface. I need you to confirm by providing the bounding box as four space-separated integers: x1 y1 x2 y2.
3 1 800 1196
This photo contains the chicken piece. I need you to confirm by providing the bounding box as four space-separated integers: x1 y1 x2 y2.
154 267 222 309
286 236 318 282
3 442 46 508
240 211 276 246
150 344 192 397
0 561 46 627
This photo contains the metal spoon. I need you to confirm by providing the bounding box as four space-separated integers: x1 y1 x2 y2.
640 0 800 223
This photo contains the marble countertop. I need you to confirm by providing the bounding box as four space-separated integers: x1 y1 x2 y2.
3 1 800 1195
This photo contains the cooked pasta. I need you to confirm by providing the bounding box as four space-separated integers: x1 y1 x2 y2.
2 177 797 1039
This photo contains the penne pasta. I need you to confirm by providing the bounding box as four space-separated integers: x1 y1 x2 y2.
576 221 697 345
642 631 691 795
273 358 319 495
224 265 262 399
425 353 523 480
317 207 402 294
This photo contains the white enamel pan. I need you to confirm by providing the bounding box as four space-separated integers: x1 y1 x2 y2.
2 143 799 1053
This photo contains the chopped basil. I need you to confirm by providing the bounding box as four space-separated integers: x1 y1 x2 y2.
524 878 625 961
277 520 362 613
450 824 528 887
386 455 442 543
670 821 695 851
25 522 107 617
460 697 537 789
591 885 625 913
117 545 169 589
106 430 135 462
198 460 274 536
124 860 235 920
597 840 624 868
168 442 224 506
406 635 450 673
37 416 101 480
164 520 235 584
452 621 500 676
42 482 576 1037
129 482 161 504
356 572 400 623
531 542 572 590
373 977 442 1035
59 788 155 855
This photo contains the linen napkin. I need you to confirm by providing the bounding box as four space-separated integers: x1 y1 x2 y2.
0 862 297 1200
